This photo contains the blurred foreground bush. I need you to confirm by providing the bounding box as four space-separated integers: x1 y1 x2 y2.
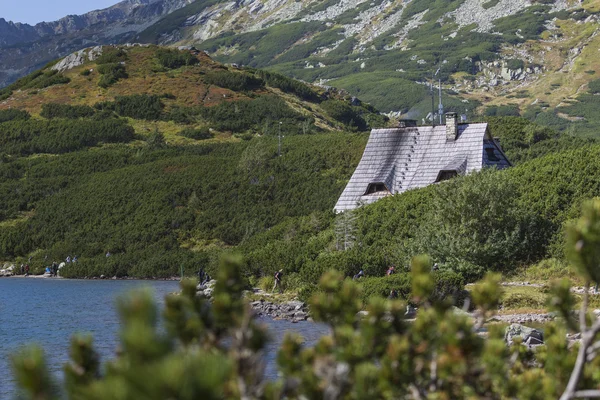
12 200 600 399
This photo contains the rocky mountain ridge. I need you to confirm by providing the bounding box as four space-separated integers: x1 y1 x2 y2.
0 0 193 87
3 0 600 135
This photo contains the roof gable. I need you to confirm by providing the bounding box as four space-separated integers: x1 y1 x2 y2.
334 122 510 212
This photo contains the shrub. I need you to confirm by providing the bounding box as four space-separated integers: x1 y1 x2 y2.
97 63 128 88
40 103 96 119
0 119 135 155
95 47 128 65
255 70 319 101
179 127 213 140
155 48 199 69
485 104 520 117
95 95 164 120
200 95 311 133
359 270 465 305
204 70 265 92
258 275 274 292
320 99 367 130
588 79 600 94
0 109 30 123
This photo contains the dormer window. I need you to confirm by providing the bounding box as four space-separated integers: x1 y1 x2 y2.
364 182 390 195
435 170 458 182
486 147 500 161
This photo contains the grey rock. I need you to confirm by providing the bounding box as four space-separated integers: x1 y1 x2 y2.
504 323 544 347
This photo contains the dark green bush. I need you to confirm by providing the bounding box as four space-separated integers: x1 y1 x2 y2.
588 79 600 94
359 270 465 305
0 109 30 123
0 119 135 156
40 103 96 119
200 95 312 133
255 70 320 101
321 99 367 130
97 63 128 88
204 70 265 92
95 47 128 65
180 127 213 140
95 95 164 120
155 48 199 69
485 104 520 117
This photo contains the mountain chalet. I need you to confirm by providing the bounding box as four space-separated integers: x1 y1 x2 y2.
334 113 511 212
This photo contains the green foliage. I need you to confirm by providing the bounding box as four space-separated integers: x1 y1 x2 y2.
201 22 326 67
95 47 128 65
0 133 365 277
95 94 164 120
329 72 429 113
359 268 464 305
0 118 135 156
566 198 600 284
200 95 312 133
506 59 525 70
14 249 600 399
413 169 551 271
40 103 96 119
204 70 265 92
255 70 320 101
155 48 199 69
486 116 596 165
482 0 500 9
485 104 520 117
588 79 600 94
321 99 367 130
97 63 128 88
179 127 213 140
7 69 71 91
0 109 30 123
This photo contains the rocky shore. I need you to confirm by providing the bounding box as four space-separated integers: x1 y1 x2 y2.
196 281 311 323
250 299 311 323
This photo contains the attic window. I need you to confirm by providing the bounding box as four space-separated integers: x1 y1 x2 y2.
364 182 390 195
435 170 458 182
486 147 500 162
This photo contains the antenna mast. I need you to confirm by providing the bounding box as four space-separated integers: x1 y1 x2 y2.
431 71 435 127
438 77 443 125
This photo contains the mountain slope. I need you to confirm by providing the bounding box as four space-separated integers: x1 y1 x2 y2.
3 0 600 134
0 0 194 87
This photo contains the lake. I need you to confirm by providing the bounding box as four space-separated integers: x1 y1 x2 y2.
0 277 329 397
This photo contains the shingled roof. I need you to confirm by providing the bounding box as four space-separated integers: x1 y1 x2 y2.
334 115 511 212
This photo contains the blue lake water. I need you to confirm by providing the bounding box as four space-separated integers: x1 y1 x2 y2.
0 278 329 397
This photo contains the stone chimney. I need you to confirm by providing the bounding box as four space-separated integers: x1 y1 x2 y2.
445 112 458 140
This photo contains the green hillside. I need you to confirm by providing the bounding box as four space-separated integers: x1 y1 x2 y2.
1 44 600 295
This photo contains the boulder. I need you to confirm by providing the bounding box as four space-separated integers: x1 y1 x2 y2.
504 324 544 346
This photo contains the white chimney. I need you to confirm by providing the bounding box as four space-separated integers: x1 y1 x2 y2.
445 112 458 140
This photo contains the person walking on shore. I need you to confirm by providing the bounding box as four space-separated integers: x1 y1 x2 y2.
24 264 29 276
273 269 283 294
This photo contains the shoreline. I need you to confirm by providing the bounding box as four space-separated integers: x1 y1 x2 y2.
2 274 181 281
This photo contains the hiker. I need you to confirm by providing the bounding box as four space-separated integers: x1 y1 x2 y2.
66 256 71 263
386 266 396 276
24 264 29 276
197 268 206 285
51 262 58 277
388 289 398 299
432 263 439 271
73 256 78 263
273 269 283 293
106 251 111 258
353 269 365 280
